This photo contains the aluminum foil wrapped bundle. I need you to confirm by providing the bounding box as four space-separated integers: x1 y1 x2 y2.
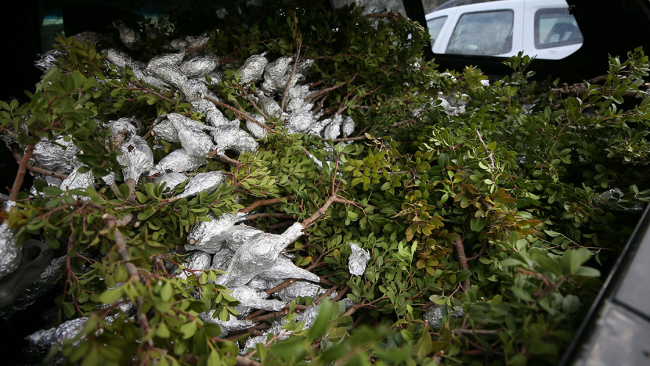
323 115 343 141
154 172 187 192
0 201 20 281
171 119 216 158
170 38 190 51
180 55 218 78
154 148 207 174
231 286 285 312
199 309 255 337
166 113 216 133
176 251 212 280
35 49 66 72
261 56 293 94
216 222 304 288
186 33 211 48
148 52 185 70
113 21 141 49
348 243 370 277
423 304 464 331
210 247 236 270
105 48 138 70
129 66 168 89
205 71 225 86
60 167 95 200
257 256 320 283
101 172 116 186
341 116 355 137
305 117 332 137
594 188 646 213
285 85 313 113
238 54 269 85
246 114 267 139
108 117 142 137
210 125 258 156
33 136 79 174
30 176 62 197
0 256 65 319
148 64 188 88
258 96 283 119
117 135 154 182
274 281 325 303
152 117 179 143
25 317 88 356
103 302 135 324
186 213 246 253
286 111 317 134
176 171 225 199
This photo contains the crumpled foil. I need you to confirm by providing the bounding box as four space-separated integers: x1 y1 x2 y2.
274 281 325 302
257 255 320 283
246 114 267 139
261 56 293 94
285 85 312 113
109 117 142 137
177 171 224 199
105 48 137 69
0 256 65 319
103 301 136 324
171 118 215 158
348 243 370 277
210 125 258 156
113 21 141 49
0 201 20 281
30 175 63 197
148 64 188 88
176 251 212 280
154 148 207 174
206 71 225 86
593 188 646 213
210 247 235 271
60 167 94 199
180 56 217 78
324 116 342 141
186 213 245 253
152 117 179 143
199 309 255 338
154 173 187 192
147 52 185 70
35 49 66 72
170 38 190 51
117 135 154 182
187 33 211 48
287 111 316 134
231 286 285 312
341 116 355 137
33 136 79 174
216 222 304 288
423 305 464 331
258 96 283 119
25 317 88 358
238 55 268 85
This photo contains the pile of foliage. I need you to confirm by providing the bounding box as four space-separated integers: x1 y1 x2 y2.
1 1 649 365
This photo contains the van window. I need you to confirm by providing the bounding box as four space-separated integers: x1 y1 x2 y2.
427 16 447 48
446 10 514 56
534 8 583 49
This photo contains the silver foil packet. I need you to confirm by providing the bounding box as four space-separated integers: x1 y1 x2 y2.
117 135 154 182
274 281 325 303
0 206 21 280
187 213 245 253
186 33 211 48
341 116 355 137
238 55 269 85
147 52 185 70
60 167 95 200
231 285 285 312
261 56 293 94
258 96 283 119
105 48 137 69
257 255 320 283
170 38 190 51
113 21 141 49
348 243 370 277
176 251 212 280
423 304 464 331
152 117 179 143
154 172 187 192
216 222 304 288
171 120 216 159
180 56 218 78
176 171 225 199
35 49 66 72
210 125 258 156
199 309 255 338
246 114 267 139
25 317 88 352
154 148 208 174
285 85 312 113
148 64 189 88
33 136 79 174
323 115 342 141
108 117 142 137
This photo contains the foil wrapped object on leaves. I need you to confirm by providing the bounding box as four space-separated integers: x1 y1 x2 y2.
348 243 370 277
231 286 285 312
186 213 256 253
33 136 79 174
176 171 225 199
25 317 88 357
113 21 141 49
154 148 207 174
60 167 95 200
0 200 20 280
423 305 464 331
109 117 142 137
246 114 267 139
176 252 212 280
117 135 154 182
199 309 255 337
216 222 305 288
35 49 66 72
261 56 293 94
154 172 187 192
171 116 216 158
180 55 218 78
274 281 326 302
238 54 269 85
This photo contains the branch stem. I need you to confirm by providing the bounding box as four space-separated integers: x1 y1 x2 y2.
10 144 35 201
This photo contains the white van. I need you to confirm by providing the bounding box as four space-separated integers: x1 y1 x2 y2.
426 0 583 60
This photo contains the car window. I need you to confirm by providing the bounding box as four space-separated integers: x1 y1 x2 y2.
427 16 447 48
535 8 583 49
446 10 514 56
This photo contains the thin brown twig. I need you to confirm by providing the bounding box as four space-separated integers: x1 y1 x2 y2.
265 279 297 295
205 150 242 166
240 196 295 214
452 237 471 291
10 144 35 201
